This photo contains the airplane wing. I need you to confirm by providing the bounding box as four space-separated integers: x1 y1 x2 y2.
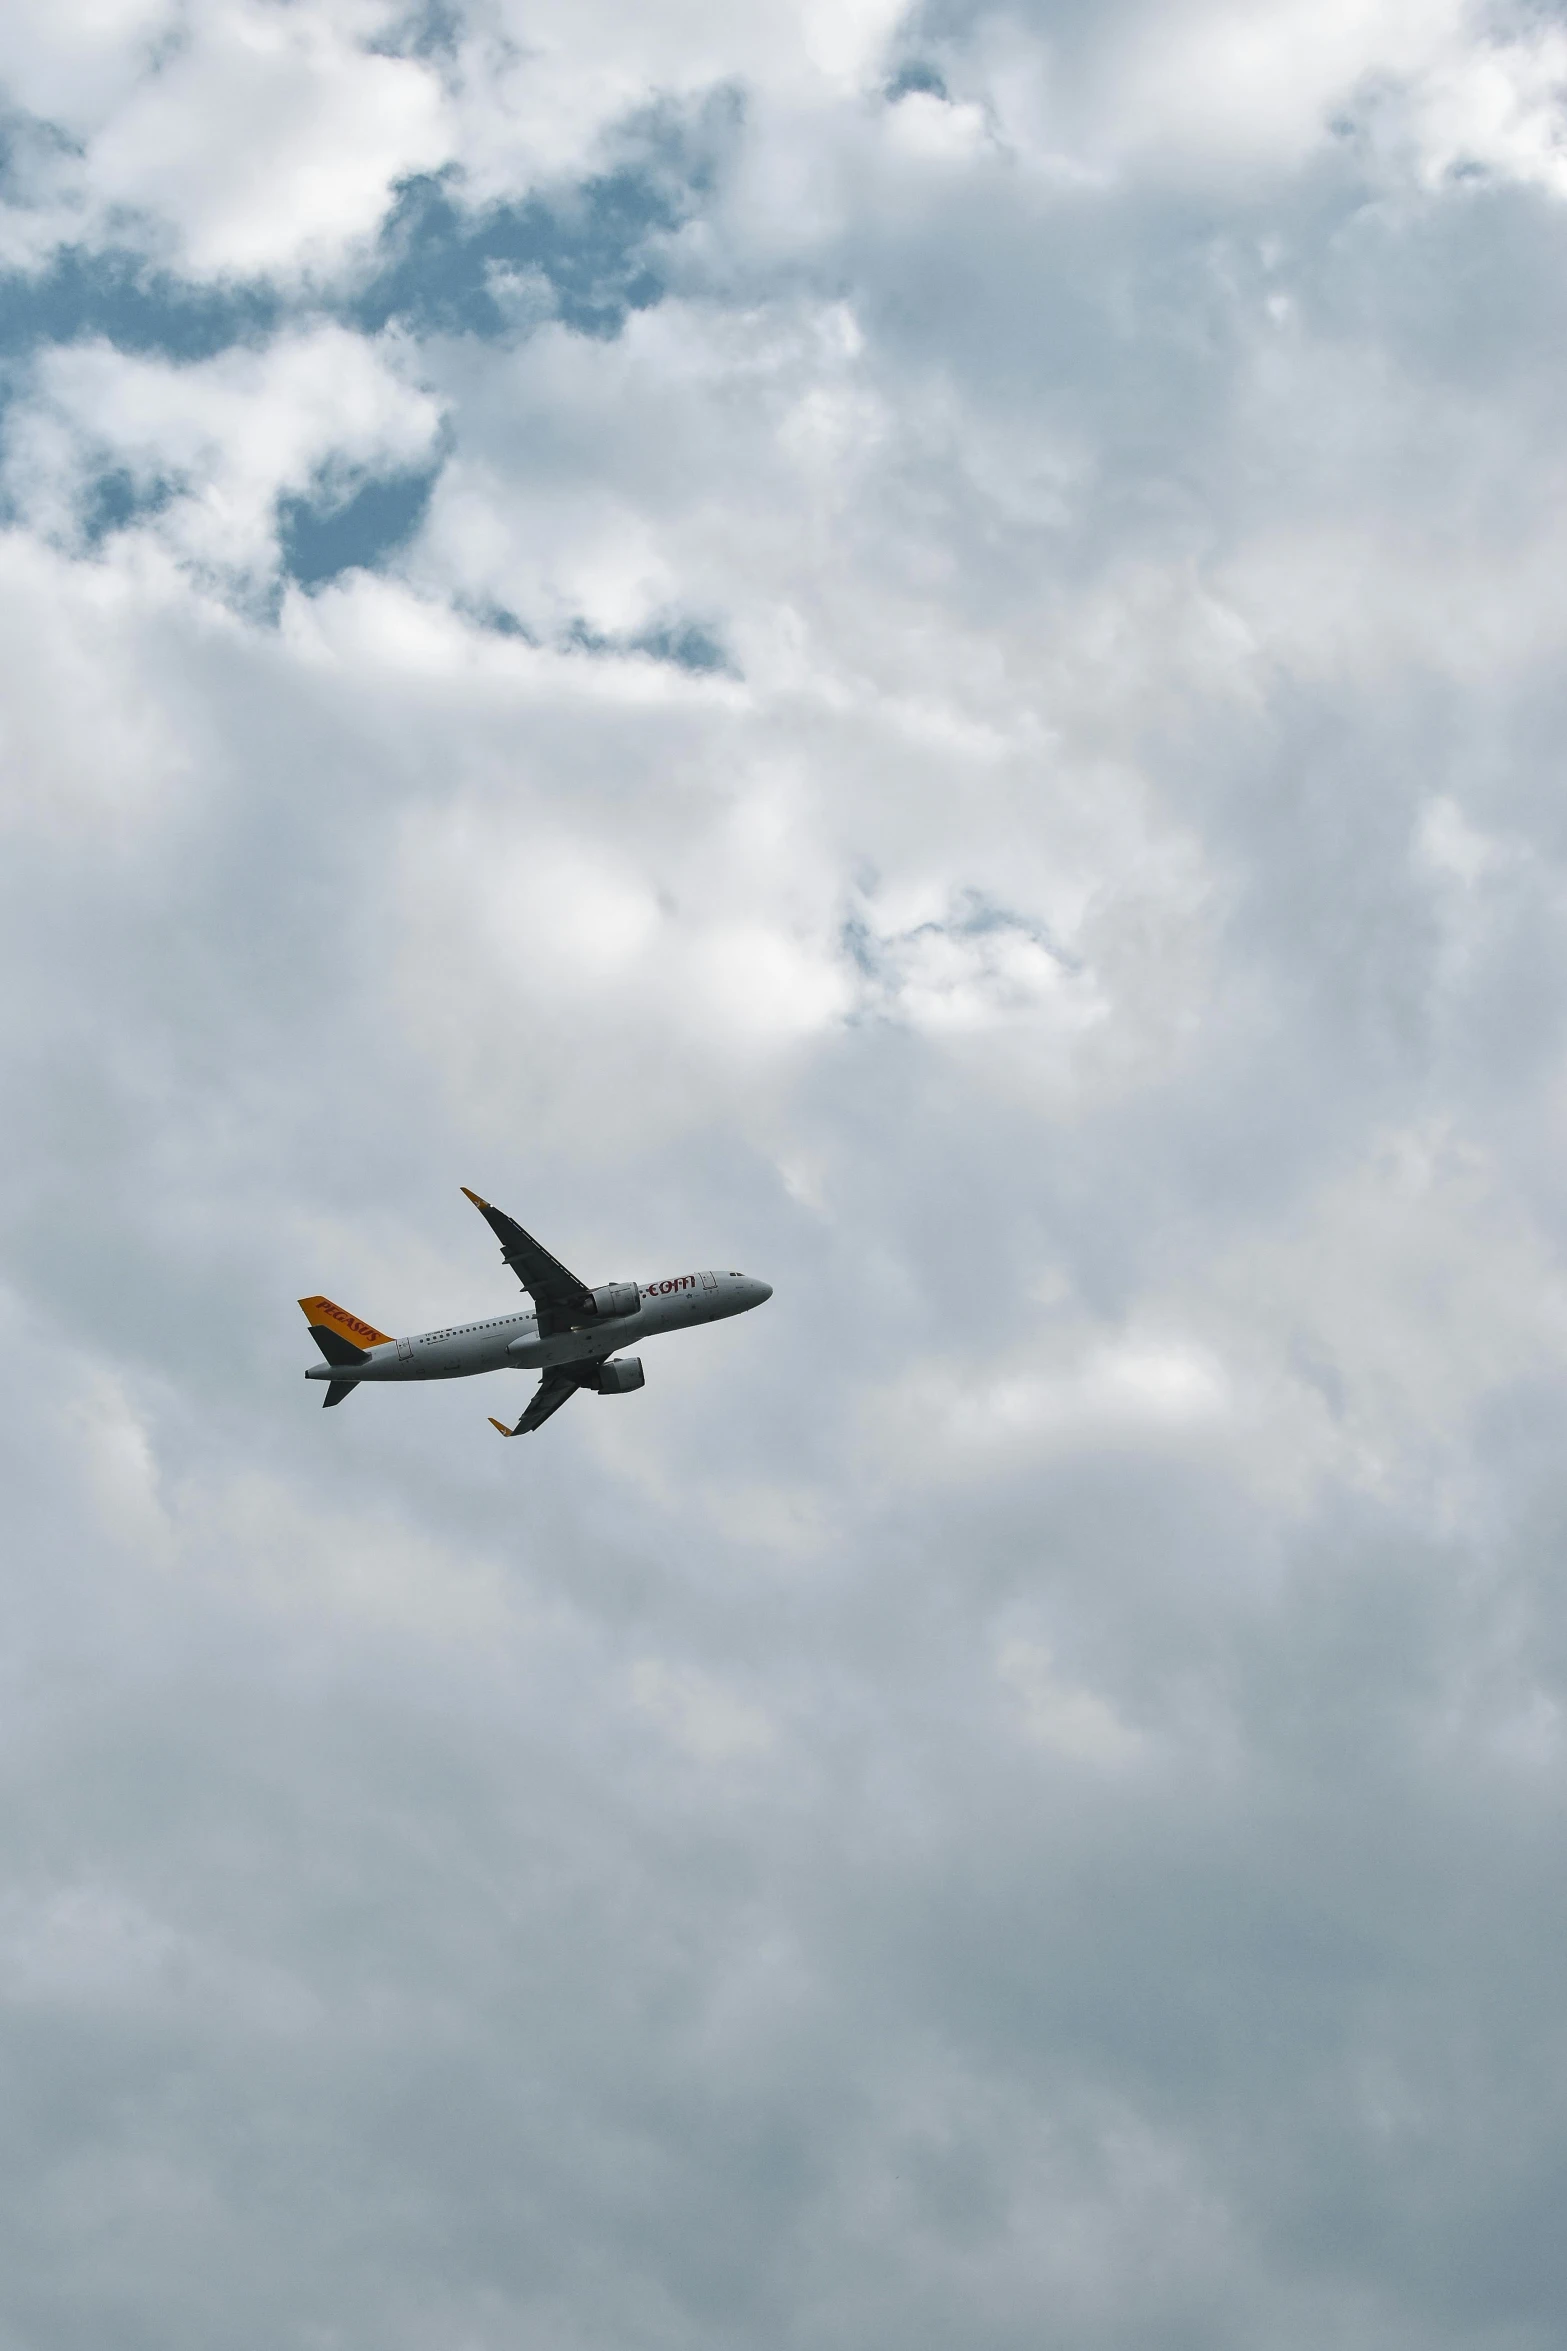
489 1368 582 1438
462 1187 595 1337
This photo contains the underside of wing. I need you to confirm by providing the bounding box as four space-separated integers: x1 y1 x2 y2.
462 1187 594 1336
492 1369 582 1438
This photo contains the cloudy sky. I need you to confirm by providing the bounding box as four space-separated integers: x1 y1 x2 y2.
5 1 1567 2343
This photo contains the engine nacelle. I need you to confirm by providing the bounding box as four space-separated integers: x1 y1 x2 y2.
594 1356 645 1395
587 1282 639 1320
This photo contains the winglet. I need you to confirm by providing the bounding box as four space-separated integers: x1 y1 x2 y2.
488 1416 515 1437
462 1186 489 1210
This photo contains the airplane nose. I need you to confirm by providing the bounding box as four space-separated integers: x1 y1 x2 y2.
753 1280 773 1305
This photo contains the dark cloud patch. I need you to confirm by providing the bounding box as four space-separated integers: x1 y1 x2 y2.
463 599 536 641
885 61 951 101
366 0 466 60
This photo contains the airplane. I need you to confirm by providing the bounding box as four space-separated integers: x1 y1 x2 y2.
300 1187 772 1438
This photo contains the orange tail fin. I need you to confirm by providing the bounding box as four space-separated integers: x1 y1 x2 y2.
299 1295 393 1364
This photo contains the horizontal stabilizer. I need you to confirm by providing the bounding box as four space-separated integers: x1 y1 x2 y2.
323 1380 356 1408
306 1325 368 1368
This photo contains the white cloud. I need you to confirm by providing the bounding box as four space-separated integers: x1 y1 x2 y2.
1103 0 1466 171
0 0 178 135
91 2 449 277
1387 21 1567 197
630 1657 776 1759
67 1365 175 1563
0 1882 186 2009
847 891 1109 1039
867 1329 1234 1486
0 0 450 278
441 0 904 205
1205 1123 1567 1502
997 1638 1144 1765
0 528 199 839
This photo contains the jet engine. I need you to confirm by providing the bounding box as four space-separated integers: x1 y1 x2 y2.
587 1282 639 1319
594 1356 645 1395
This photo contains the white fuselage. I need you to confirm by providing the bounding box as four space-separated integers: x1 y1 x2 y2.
305 1270 771 1390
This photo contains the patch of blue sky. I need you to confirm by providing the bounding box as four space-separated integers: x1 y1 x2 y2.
78 465 181 547
562 614 737 676
351 87 738 342
0 79 735 374
0 245 279 364
351 163 677 343
458 603 734 672
0 160 681 363
277 462 443 589
0 94 736 595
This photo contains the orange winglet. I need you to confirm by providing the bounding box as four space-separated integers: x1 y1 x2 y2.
488 1417 515 1437
461 1186 489 1209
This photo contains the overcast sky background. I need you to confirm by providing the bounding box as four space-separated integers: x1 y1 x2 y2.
4 1 1567 2344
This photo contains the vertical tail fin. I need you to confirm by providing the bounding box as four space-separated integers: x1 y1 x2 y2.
299 1295 391 1366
